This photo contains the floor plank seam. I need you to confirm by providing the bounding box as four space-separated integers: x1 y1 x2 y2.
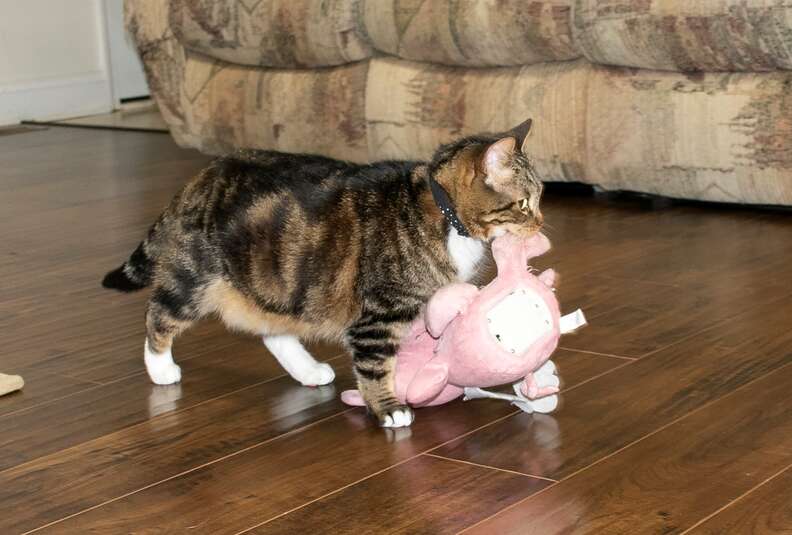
2 345 344 419
557 347 636 360
1 354 347 478
0 346 263 422
51 373 106 386
454 359 792 535
0 382 107 420
21 407 358 535
19 366 106 387
565 291 792 364
422 453 558 482
234 455 422 534
17 330 343 394
554 358 636 394
59 337 247 385
0 372 107 419
618 295 789 361
677 461 792 534
77 343 344 390
590 273 682 288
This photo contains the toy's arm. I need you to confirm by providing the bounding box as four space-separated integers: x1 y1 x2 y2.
405 360 450 406
425 283 479 338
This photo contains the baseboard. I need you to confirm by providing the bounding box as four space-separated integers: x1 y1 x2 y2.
0 72 114 126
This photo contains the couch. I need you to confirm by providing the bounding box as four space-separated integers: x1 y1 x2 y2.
126 0 792 206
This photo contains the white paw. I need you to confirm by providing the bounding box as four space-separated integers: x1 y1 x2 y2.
144 341 182 385
295 362 335 387
263 335 335 387
381 407 414 428
531 394 559 414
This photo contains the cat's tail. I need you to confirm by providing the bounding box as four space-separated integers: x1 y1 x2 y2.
102 241 154 292
102 218 163 292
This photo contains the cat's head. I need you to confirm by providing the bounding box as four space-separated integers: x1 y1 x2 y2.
428 119 544 240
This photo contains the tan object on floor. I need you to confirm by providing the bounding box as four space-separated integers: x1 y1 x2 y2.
0 373 24 396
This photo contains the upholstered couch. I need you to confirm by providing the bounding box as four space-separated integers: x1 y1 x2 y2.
126 0 792 206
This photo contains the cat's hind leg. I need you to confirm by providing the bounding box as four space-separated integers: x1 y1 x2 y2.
263 334 335 386
144 288 200 385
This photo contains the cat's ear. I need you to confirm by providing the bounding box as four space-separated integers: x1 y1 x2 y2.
482 137 517 188
508 118 533 150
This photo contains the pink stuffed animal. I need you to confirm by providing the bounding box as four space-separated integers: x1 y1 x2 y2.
341 232 585 413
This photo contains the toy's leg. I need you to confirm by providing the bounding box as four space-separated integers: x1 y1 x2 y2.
263 335 335 386
405 361 450 406
534 360 560 391
416 384 463 407
520 361 560 413
521 361 560 399
340 390 366 406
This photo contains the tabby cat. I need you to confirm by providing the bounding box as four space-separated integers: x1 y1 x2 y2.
102 119 544 428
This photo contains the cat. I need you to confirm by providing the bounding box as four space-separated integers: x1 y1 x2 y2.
102 119 544 428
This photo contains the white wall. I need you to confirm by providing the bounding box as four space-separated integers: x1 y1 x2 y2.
0 0 114 124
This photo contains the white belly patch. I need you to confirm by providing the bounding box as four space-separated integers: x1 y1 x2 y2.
486 289 553 355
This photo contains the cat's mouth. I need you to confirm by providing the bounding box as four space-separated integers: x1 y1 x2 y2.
487 224 541 240
483 199 543 240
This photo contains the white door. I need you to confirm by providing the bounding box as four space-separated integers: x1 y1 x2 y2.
103 0 149 103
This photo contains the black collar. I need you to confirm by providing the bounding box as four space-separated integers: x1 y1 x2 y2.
429 177 470 237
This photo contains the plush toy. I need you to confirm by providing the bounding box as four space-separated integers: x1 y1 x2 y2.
341 232 586 414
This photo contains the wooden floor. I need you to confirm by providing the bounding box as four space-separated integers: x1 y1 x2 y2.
1 126 791 535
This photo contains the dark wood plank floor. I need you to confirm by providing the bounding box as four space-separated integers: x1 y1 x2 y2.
1 126 790 534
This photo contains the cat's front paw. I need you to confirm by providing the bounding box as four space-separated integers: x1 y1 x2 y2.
380 406 415 428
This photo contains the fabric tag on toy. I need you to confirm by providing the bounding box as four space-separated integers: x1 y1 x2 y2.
559 308 587 334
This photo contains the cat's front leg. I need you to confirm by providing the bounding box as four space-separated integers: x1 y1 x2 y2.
346 318 413 428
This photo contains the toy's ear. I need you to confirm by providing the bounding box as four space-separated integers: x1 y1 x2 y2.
538 268 556 287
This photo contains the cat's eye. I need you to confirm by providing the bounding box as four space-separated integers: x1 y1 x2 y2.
518 198 529 213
